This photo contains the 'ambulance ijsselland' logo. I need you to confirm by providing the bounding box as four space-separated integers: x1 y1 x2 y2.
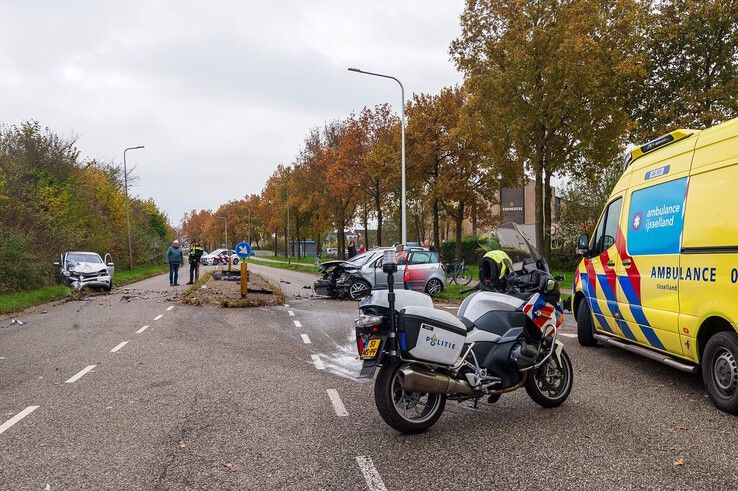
631 211 643 231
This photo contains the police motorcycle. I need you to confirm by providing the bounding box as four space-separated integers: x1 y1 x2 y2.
353 223 572 434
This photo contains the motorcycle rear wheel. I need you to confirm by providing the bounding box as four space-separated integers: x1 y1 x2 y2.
374 362 446 434
525 349 573 408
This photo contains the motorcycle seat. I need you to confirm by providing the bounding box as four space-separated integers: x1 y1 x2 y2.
469 310 528 336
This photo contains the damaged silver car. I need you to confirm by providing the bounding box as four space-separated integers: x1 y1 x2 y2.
55 252 115 291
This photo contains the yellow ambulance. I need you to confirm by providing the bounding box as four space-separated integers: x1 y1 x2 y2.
572 117 738 413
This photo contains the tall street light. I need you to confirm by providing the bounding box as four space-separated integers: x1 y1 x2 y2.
348 67 406 245
123 146 144 271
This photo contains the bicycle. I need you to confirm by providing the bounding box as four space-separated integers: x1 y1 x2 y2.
446 259 473 285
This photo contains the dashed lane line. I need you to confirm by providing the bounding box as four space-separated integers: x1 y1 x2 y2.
301 334 311 344
110 341 129 353
166 306 174 311
326 389 348 417
559 333 577 338
288 310 295 316
0 406 39 436
355 456 388 491
294 320 302 328
154 314 163 321
65 365 96 384
284 303 290 308
311 354 325 370
136 325 149 334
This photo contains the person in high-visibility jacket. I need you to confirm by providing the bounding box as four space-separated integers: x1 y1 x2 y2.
187 241 205 284
479 249 513 291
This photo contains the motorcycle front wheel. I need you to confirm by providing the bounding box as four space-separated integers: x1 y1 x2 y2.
525 348 573 408
374 362 446 434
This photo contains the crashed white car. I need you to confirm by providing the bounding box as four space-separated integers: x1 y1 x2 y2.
55 252 115 291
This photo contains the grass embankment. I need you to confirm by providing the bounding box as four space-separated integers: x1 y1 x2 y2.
0 263 169 316
247 257 319 275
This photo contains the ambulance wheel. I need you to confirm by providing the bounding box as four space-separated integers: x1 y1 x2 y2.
702 331 738 414
374 362 446 434
576 300 597 347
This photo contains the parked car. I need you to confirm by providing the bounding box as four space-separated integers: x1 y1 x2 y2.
313 248 446 299
200 249 239 266
326 247 339 258
55 251 114 291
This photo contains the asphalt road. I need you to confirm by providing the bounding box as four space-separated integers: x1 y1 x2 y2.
1 264 737 490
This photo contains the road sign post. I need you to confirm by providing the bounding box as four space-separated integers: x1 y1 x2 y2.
235 242 252 298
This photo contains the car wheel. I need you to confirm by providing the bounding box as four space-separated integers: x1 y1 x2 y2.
576 299 597 347
425 278 443 296
103 280 113 292
702 331 738 414
233 257 239 265
348 280 371 300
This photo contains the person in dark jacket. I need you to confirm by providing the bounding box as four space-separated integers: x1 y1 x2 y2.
187 241 205 284
166 240 184 286
348 240 357 259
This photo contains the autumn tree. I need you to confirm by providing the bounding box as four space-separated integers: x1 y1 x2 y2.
636 0 738 137
451 0 649 259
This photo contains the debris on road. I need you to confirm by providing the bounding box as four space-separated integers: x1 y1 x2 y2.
673 457 686 466
182 270 284 307
2 319 26 328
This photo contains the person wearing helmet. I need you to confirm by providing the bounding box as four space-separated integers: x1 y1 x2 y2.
478 249 513 291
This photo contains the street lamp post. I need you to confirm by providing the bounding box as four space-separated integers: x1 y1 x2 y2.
123 146 144 271
348 67 406 245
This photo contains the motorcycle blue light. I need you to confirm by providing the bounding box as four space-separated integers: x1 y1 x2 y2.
399 331 407 351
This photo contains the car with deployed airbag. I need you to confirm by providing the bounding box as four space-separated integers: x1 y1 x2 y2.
55 251 115 291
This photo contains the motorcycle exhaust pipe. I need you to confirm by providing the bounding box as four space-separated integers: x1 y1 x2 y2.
397 367 475 396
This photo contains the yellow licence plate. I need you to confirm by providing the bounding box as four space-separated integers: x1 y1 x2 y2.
361 338 381 359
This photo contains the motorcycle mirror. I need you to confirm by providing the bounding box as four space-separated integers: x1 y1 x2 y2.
554 274 565 282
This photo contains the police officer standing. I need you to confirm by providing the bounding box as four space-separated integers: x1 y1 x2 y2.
187 241 205 285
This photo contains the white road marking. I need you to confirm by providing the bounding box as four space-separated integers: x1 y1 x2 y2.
443 306 457 310
136 325 149 334
301 334 311 344
0 406 39 436
559 333 577 338
166 306 174 311
284 304 290 308
65 364 96 383
326 389 348 416
154 314 163 321
0 357 5 360
311 354 325 370
355 456 387 491
110 341 129 353
294 320 302 328
288 310 295 316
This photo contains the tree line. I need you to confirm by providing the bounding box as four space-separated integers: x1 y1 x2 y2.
0 122 174 293
182 0 738 262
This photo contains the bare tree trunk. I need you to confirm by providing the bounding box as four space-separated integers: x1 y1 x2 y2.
534 165 544 256
471 195 478 236
284 224 289 257
274 230 278 257
295 212 301 260
432 197 440 251
362 202 368 251
541 172 552 261
454 202 465 260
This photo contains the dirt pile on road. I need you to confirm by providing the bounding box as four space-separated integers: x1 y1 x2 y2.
182 271 284 307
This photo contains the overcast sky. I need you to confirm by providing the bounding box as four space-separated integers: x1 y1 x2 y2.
1 1 465 224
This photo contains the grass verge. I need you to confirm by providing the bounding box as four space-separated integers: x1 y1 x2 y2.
0 285 70 316
113 264 169 286
0 263 169 316
247 257 319 275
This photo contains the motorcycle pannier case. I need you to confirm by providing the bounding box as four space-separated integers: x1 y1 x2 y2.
399 306 466 365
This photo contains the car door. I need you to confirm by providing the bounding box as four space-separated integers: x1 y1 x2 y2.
406 251 433 290
583 197 626 338
373 253 406 290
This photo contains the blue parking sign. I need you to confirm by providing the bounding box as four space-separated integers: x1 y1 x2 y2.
235 241 252 258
